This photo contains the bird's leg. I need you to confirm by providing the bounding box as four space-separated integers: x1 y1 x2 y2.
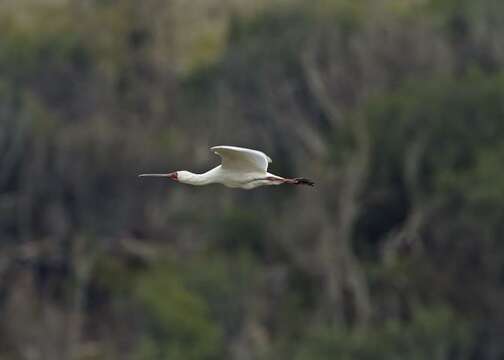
265 176 315 186
285 177 315 186
296 178 315 186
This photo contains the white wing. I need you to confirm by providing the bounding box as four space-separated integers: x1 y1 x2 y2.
211 145 272 173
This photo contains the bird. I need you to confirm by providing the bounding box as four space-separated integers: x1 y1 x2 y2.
138 145 314 190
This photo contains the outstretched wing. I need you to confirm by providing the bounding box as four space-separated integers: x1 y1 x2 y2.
211 145 272 173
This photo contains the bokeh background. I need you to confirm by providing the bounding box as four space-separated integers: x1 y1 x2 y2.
1 0 504 359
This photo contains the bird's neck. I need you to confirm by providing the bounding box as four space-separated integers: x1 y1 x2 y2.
182 171 215 186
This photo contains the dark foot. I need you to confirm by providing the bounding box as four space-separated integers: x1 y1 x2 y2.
294 178 315 186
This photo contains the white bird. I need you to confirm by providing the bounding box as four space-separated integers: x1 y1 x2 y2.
139 145 314 190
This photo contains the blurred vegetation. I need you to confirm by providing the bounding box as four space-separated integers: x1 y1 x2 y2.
1 0 504 359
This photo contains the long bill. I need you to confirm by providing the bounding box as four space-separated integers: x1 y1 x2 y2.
138 174 171 177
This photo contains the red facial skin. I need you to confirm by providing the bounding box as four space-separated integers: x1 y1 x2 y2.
168 172 178 181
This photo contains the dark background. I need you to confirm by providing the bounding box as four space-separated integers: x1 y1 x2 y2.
1 0 504 359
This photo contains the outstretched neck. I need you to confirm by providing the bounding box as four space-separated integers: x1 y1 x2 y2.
179 170 215 186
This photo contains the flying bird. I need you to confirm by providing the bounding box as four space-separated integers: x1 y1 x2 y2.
139 145 314 190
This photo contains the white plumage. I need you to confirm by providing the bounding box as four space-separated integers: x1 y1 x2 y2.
139 145 313 189
211 146 271 172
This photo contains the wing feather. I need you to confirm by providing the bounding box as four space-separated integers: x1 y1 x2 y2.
211 146 271 172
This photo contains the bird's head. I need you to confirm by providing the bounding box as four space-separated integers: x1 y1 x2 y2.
175 170 194 183
167 172 179 181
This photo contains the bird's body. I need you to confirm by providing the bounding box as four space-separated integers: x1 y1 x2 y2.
186 165 285 189
139 145 314 189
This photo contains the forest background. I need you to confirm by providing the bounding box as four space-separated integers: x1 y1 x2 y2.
1 0 504 359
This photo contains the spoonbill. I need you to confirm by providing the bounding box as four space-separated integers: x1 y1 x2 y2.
139 145 314 189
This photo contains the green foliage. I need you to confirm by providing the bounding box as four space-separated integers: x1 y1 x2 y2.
134 259 225 360
2 0 504 359
435 140 504 211
128 251 261 360
364 71 504 188
294 307 471 360
212 207 266 253
0 21 88 85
